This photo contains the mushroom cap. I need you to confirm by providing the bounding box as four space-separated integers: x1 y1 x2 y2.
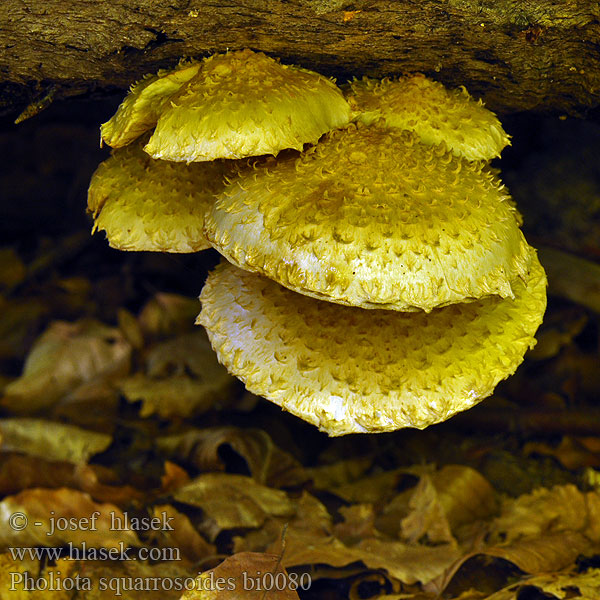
346 75 510 161
198 255 547 436
87 138 228 252
205 124 532 312
143 49 351 162
100 61 201 149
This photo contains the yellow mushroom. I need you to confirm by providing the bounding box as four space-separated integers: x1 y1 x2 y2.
101 61 201 149
198 255 547 436
205 123 532 312
346 75 510 161
103 49 351 162
87 137 229 253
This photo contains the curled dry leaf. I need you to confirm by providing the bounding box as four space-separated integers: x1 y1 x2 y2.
121 331 234 418
148 504 216 566
181 551 301 600
2 319 131 413
234 491 332 555
306 456 373 490
482 569 600 600
0 487 140 549
490 484 591 544
139 292 208 340
157 426 307 488
0 248 26 290
0 296 47 361
483 531 590 574
173 473 295 539
0 418 111 463
274 529 460 587
0 454 144 505
402 465 497 544
0 553 74 600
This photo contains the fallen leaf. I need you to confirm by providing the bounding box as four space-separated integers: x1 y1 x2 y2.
2 319 131 413
173 473 295 539
0 418 111 463
157 427 307 488
181 551 301 599
484 531 590 574
0 552 74 599
122 331 233 418
148 504 216 566
482 568 600 599
0 487 140 549
138 292 201 339
490 484 589 543
0 248 26 290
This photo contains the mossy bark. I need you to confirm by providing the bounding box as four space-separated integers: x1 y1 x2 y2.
1 0 599 117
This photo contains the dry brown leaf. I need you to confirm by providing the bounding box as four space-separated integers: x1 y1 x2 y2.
524 436 600 470
490 484 589 543
482 569 600 599
0 487 140 549
117 306 145 350
0 297 47 361
484 531 590 574
181 551 301 599
273 526 460 586
334 504 378 545
401 474 454 544
122 374 226 419
122 331 233 418
0 552 74 599
0 248 26 290
161 461 191 494
173 473 295 539
329 469 408 504
307 457 372 490
234 491 332 555
157 427 307 488
0 453 143 506
0 418 111 463
148 504 216 566
355 538 462 586
138 292 201 339
2 319 131 413
402 466 497 545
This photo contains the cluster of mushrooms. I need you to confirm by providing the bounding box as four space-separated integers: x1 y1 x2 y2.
88 49 547 436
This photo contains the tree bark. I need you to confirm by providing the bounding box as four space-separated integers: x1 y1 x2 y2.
1 0 599 118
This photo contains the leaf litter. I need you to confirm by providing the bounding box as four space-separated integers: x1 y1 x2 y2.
1 118 600 598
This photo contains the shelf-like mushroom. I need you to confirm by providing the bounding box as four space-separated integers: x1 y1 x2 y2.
198 255 546 436
101 61 201 149
88 138 229 252
346 75 510 161
205 123 532 312
102 49 351 162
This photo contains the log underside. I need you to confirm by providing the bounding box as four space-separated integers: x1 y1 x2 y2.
1 0 599 119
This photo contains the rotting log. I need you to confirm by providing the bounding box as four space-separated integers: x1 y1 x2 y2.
1 0 599 118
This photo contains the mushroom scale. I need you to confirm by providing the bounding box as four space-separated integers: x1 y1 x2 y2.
346 75 510 162
143 49 351 162
100 61 201 149
88 138 229 253
205 123 533 312
198 255 547 436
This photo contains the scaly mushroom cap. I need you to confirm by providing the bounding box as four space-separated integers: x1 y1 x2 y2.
143 49 351 162
87 138 228 253
100 61 201 149
198 256 547 436
346 75 510 161
205 124 532 312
